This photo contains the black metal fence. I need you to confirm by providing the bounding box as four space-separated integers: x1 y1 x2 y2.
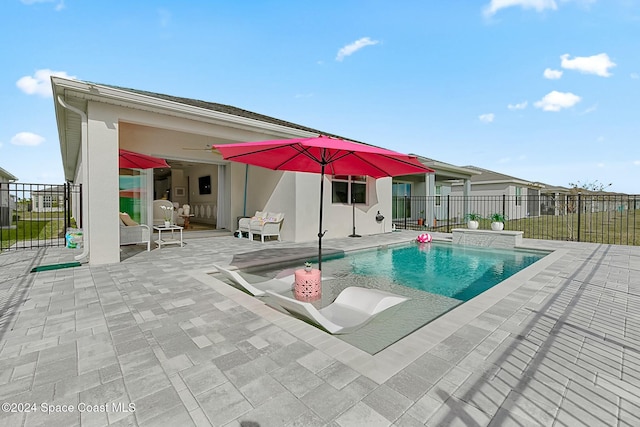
0 182 82 251
393 194 640 246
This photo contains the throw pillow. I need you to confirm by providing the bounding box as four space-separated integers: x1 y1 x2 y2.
119 212 139 226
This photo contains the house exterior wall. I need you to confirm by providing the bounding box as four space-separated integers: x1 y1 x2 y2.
32 192 65 213
0 178 12 227
450 182 534 220
59 84 399 264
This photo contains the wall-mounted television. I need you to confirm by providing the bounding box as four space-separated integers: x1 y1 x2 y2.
198 175 211 195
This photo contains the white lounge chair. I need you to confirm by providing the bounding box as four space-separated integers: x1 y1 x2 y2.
265 287 409 334
238 211 284 242
212 264 294 296
119 212 151 251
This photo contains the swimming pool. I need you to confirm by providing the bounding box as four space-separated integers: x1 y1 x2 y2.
336 242 546 301
233 241 549 354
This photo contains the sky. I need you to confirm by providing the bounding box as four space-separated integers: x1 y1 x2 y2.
1 0 639 193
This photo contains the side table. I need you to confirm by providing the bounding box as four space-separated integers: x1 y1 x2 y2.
153 225 184 248
179 214 195 229
294 268 321 301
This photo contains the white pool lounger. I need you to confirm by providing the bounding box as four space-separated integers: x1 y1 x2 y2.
212 264 294 296
266 287 409 334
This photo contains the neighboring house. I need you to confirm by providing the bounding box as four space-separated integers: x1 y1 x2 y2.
0 166 18 227
537 183 573 216
392 156 481 226
52 77 403 265
450 166 545 220
31 185 66 213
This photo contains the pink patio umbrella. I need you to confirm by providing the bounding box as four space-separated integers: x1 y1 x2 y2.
215 135 434 270
119 149 170 169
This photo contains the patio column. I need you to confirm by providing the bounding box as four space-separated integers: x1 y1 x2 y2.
87 103 120 265
463 178 472 219
425 173 436 228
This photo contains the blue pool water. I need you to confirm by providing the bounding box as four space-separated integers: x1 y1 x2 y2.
231 242 548 354
340 243 546 301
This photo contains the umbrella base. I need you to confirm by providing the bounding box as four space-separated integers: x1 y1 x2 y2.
348 234 362 238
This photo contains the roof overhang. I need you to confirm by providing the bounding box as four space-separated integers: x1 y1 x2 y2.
0 166 18 181
411 155 482 179
51 77 324 181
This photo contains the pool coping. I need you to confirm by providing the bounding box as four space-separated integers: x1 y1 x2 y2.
191 240 566 384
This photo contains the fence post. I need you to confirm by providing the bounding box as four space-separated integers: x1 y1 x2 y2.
447 195 450 232
403 195 407 230
502 194 506 217
64 182 70 232
577 192 582 242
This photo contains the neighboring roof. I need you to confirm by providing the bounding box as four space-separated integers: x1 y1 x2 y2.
0 166 18 181
460 165 544 188
534 182 572 193
411 155 482 179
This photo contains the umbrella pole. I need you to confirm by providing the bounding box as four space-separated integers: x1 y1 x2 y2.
318 164 325 271
348 196 361 238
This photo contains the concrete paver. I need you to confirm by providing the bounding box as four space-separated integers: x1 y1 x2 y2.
0 230 639 426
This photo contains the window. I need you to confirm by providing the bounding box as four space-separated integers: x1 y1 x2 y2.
515 187 522 206
43 195 53 208
392 182 412 219
435 185 441 207
332 175 367 204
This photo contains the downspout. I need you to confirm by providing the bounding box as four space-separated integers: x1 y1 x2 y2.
57 95 89 262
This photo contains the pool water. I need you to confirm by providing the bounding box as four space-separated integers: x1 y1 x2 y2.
232 242 548 354
344 243 546 301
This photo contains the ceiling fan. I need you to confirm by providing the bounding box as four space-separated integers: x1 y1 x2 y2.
181 144 220 154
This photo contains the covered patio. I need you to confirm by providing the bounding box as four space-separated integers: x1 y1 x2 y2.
1 232 638 426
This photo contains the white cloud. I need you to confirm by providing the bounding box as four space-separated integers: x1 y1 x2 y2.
336 37 379 61
158 8 171 27
16 69 76 97
631 73 639 79
294 93 314 98
483 0 557 17
11 132 45 146
543 68 563 79
534 91 581 111
634 160 640 166
560 53 616 77
507 101 528 110
479 113 495 123
580 104 598 115
498 157 511 163
21 0 65 10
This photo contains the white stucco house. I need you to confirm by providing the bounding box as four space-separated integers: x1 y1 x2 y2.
31 185 66 213
450 166 545 220
0 166 18 228
52 77 401 265
392 156 481 226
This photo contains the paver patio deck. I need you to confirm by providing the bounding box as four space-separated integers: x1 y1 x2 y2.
1 230 639 426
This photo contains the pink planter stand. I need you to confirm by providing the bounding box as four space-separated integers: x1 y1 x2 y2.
294 269 321 301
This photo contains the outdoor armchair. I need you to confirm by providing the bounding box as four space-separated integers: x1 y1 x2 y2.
153 200 176 226
119 212 151 251
238 211 284 242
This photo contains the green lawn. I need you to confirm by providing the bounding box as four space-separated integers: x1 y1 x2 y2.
505 209 639 245
1 219 66 250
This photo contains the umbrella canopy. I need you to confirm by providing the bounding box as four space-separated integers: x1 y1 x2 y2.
215 135 434 270
119 149 170 169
